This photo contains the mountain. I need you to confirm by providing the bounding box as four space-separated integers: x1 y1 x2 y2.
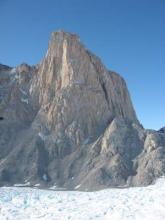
0 30 165 190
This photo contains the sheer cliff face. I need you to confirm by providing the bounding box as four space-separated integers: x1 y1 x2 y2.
0 31 165 190
30 31 138 147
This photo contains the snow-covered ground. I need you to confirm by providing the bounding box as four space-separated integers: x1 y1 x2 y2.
0 178 165 220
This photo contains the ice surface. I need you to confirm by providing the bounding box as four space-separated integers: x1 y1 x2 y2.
0 178 165 220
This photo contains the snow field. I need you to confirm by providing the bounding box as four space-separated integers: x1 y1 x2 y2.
0 178 165 220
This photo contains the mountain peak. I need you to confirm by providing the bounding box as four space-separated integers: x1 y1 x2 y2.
0 31 164 190
45 30 82 62
35 30 138 124
51 30 80 41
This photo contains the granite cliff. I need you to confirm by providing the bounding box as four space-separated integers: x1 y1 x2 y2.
0 31 165 190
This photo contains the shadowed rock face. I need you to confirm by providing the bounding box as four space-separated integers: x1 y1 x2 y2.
0 64 12 72
0 31 164 190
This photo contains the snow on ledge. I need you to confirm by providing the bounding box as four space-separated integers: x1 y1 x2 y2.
21 98 29 104
13 182 30 187
75 184 81 189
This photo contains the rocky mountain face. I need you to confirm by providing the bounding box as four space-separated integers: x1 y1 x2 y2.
0 31 165 190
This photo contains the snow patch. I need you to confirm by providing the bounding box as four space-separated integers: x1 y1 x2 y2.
14 182 30 187
38 132 46 141
10 68 16 74
49 185 57 190
34 183 40 187
75 184 81 189
21 98 28 104
42 174 48 181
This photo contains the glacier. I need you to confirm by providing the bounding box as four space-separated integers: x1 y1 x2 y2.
0 178 165 220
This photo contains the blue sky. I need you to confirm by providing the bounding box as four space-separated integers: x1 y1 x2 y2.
0 0 164 129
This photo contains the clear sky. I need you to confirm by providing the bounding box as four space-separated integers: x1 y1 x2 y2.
0 0 164 129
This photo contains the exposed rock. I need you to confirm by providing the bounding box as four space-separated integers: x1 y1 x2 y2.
0 30 164 190
130 130 165 186
0 64 12 72
159 127 165 134
16 63 32 74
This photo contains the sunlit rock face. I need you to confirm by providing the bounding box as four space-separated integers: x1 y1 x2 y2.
0 31 164 190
